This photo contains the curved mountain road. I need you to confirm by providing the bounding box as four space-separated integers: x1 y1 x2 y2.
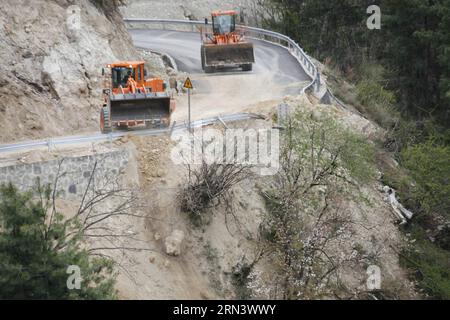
130 29 310 122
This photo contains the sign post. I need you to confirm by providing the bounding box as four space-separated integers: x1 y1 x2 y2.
183 77 194 132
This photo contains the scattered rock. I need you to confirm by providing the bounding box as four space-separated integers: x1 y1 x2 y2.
311 110 322 121
163 259 171 268
22 51 33 59
156 169 165 177
166 67 177 76
199 291 211 299
0 76 8 88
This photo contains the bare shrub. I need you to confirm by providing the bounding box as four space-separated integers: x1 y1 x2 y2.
179 160 251 224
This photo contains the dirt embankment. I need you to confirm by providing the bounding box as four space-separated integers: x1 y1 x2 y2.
0 0 164 143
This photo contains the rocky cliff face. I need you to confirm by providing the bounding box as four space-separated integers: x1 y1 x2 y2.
120 0 259 25
0 0 139 143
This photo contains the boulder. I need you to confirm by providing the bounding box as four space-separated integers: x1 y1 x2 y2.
164 229 185 256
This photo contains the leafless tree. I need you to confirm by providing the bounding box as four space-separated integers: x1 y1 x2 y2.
37 159 157 257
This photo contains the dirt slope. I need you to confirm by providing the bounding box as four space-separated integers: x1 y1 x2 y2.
110 96 417 299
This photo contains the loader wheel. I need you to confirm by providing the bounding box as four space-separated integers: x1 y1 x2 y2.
201 45 205 70
204 65 215 73
242 64 253 72
100 107 112 134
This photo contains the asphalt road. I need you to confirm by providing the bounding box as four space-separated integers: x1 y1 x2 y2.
130 29 311 121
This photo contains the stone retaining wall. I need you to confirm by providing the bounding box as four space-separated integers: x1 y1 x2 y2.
0 150 130 200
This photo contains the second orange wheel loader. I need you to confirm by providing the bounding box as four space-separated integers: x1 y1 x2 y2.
201 10 255 73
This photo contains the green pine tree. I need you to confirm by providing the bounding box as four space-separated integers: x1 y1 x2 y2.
0 184 117 299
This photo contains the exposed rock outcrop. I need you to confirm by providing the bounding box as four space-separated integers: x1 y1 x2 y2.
0 0 145 143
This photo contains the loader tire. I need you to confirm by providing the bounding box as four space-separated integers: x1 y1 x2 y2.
204 65 215 73
242 63 253 72
201 45 205 70
100 107 112 134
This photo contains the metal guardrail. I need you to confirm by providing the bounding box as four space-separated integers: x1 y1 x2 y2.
0 113 265 154
123 18 321 94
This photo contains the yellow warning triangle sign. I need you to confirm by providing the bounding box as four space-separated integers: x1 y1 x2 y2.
183 77 194 89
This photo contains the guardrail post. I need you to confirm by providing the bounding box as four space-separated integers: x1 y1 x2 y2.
47 139 53 152
108 132 113 147
316 72 321 92
169 120 177 137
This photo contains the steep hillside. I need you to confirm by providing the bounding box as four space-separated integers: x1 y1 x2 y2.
0 0 156 143
121 0 259 24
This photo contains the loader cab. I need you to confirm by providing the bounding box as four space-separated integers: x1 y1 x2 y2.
112 66 134 88
211 11 236 35
108 62 146 89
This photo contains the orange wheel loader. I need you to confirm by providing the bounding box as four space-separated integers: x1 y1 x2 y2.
100 61 175 133
200 10 255 73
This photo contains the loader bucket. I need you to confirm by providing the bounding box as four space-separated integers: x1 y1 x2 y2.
110 94 172 127
203 42 255 67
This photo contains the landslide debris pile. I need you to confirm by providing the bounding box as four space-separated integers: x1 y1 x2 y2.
0 0 138 143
